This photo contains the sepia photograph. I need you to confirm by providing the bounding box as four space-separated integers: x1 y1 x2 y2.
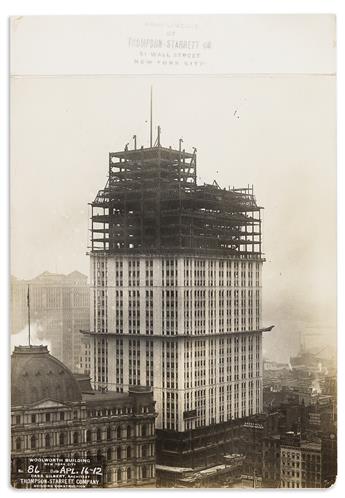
9 14 336 489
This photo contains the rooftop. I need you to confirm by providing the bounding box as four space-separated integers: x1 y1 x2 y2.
82 391 132 405
12 271 88 286
11 345 82 406
301 442 322 452
82 385 154 409
12 346 155 412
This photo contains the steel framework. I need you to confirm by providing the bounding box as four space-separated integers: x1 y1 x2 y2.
90 140 262 257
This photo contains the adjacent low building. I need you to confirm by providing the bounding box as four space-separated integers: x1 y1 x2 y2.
262 434 281 487
11 345 156 488
280 433 321 489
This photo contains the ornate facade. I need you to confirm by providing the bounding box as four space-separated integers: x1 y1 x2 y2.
11 345 156 488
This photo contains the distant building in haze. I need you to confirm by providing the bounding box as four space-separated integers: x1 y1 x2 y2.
11 271 89 372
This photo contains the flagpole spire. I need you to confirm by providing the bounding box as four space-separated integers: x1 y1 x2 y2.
150 85 153 148
27 284 31 346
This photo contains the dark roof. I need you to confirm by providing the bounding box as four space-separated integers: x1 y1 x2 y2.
11 345 82 407
83 392 130 406
83 386 154 411
74 373 94 394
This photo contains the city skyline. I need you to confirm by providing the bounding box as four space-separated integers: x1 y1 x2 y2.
11 76 336 362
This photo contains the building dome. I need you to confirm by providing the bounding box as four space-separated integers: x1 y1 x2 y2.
11 345 82 406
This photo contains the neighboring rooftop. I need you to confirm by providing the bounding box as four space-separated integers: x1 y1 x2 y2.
83 385 155 411
11 345 155 412
11 271 88 286
11 345 82 406
301 441 322 452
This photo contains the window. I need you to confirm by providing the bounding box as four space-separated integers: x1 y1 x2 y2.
107 448 112 460
117 469 122 482
127 446 131 459
45 434 51 448
127 425 131 438
107 427 111 440
97 429 101 442
59 433 65 446
31 414 36 424
46 413 51 422
60 412 65 421
30 435 36 449
117 447 122 460
15 437 21 450
86 430 91 443
117 427 122 439
142 424 147 437
127 468 131 481
73 432 79 444
15 415 21 425
142 466 147 479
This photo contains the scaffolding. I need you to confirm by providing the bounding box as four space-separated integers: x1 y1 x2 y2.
90 138 262 257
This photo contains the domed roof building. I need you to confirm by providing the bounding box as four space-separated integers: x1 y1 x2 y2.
11 344 157 489
11 345 82 406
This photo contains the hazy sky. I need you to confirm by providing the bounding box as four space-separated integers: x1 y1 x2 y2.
10 16 336 362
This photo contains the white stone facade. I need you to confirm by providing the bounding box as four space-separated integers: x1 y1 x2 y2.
89 254 264 431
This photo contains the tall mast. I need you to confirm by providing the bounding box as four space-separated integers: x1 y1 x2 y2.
27 284 31 346
150 85 153 147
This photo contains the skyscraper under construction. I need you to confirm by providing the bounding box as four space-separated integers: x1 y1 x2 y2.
84 125 273 469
